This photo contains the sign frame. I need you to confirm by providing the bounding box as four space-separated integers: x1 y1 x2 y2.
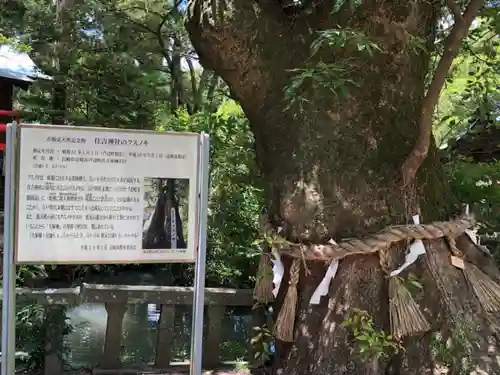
1 121 18 375
14 123 201 264
2 122 210 375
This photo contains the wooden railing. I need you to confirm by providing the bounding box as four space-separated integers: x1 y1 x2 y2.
0 284 256 374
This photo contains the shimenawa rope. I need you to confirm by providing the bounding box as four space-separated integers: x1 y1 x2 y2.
272 217 473 261
253 216 500 343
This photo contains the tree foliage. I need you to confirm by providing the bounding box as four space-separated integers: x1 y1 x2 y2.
437 7 500 256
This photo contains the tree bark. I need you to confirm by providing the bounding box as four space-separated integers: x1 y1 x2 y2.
186 1 498 374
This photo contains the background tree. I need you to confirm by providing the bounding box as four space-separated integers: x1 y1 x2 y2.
1 1 262 368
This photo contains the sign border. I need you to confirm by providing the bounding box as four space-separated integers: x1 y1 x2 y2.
14 123 201 265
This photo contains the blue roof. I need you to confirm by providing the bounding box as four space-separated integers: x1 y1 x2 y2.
0 45 51 83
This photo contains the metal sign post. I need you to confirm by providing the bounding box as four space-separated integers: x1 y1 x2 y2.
1 121 19 375
189 132 210 375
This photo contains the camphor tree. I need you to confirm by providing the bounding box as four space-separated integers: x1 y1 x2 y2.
186 0 500 374
143 179 187 249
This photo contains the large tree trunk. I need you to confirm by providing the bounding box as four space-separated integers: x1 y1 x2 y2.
186 1 499 374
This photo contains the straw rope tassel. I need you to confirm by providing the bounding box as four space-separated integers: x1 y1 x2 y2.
447 237 500 313
253 251 274 304
274 259 301 342
381 249 430 339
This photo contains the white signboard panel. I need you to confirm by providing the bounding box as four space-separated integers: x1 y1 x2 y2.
15 124 200 264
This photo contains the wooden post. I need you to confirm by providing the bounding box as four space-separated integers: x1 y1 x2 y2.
202 305 225 368
101 303 127 369
0 79 14 115
154 304 176 368
44 305 65 375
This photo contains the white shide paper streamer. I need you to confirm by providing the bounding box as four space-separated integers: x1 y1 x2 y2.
389 215 426 277
310 239 339 305
463 204 479 245
271 249 284 297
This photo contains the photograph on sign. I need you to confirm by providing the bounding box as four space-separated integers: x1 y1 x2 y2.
142 177 189 252
15 124 200 264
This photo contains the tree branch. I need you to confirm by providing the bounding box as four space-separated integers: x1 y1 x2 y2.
186 57 199 99
464 41 491 65
185 0 300 105
446 0 464 21
401 0 485 186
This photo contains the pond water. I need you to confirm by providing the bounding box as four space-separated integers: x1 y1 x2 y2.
64 303 251 369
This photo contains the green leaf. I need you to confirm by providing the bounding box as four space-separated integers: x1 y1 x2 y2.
251 333 263 344
263 342 270 354
409 279 423 289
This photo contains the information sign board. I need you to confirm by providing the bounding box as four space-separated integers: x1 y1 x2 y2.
15 124 199 264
